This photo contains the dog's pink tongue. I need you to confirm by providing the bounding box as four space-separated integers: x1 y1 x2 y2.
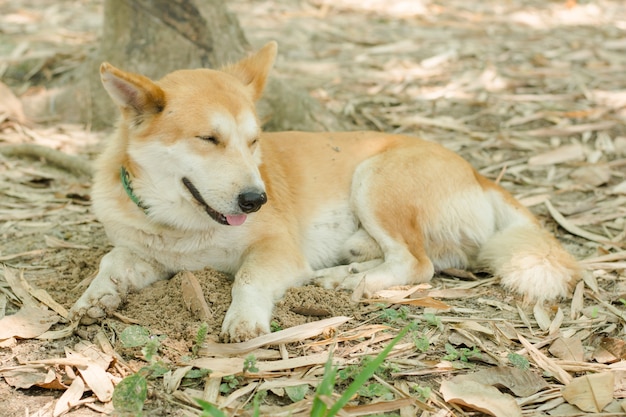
226 214 247 226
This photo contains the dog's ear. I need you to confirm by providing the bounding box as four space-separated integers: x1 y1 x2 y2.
224 41 277 101
100 63 166 118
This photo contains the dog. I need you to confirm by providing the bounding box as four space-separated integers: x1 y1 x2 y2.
69 42 580 342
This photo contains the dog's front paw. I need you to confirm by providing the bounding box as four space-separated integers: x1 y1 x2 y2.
220 303 271 343
69 279 123 324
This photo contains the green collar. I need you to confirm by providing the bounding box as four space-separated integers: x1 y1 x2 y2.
120 166 148 212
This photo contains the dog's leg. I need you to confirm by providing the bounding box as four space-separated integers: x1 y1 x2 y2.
313 228 384 284
221 238 309 342
315 154 435 296
70 247 170 323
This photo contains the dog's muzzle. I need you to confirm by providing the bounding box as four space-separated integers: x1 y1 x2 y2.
182 177 266 226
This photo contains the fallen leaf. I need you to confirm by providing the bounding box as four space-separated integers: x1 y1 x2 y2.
65 350 114 403
0 81 27 124
613 180 626 195
74 340 114 370
0 305 60 340
179 271 212 321
199 316 351 355
562 372 615 412
533 303 551 331
440 378 522 417
394 297 451 309
53 376 85 417
570 165 611 186
1 366 51 389
528 143 585 165
163 365 193 394
549 337 584 362
458 366 548 397
596 337 626 362
517 334 572 385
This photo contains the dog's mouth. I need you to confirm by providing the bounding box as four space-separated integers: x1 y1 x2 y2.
182 177 246 226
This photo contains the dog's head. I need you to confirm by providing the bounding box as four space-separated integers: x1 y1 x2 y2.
100 42 277 230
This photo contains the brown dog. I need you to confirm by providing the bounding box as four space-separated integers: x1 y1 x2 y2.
70 42 579 341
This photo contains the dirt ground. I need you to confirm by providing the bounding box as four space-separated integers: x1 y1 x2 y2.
1 0 626 416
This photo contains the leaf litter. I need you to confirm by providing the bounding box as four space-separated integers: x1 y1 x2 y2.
1 0 626 415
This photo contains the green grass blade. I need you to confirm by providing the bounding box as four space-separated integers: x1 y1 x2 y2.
196 399 228 417
310 350 338 417
327 326 410 416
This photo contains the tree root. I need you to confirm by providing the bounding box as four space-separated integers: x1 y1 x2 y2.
0 143 93 178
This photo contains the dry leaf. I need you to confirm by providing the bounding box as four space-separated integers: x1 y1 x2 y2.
343 398 418 415
179 271 212 321
1 366 52 389
440 378 522 417
53 376 85 417
44 235 90 250
190 352 336 378
599 337 626 361
458 367 548 397
73 340 114 370
548 307 564 335
613 180 626 195
0 305 60 340
549 337 584 362
393 297 451 309
0 81 27 124
570 165 611 186
517 334 572 385
163 365 193 394
199 316 351 355
65 350 113 403
528 144 585 165
187 357 244 378
562 372 615 413
533 303 551 331
545 200 612 245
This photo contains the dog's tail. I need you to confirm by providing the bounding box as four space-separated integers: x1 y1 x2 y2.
477 189 580 302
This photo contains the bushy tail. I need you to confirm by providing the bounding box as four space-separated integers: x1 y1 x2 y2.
478 192 580 302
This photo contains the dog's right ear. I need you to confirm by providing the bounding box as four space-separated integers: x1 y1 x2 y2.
100 63 166 118
224 41 277 102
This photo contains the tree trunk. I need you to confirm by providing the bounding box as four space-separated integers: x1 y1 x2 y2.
54 0 347 132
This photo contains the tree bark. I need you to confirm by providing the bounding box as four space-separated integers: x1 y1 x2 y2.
54 0 347 132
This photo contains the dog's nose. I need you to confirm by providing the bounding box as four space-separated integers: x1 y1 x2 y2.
238 191 267 213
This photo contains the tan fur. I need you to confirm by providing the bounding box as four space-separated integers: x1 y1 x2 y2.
70 42 580 341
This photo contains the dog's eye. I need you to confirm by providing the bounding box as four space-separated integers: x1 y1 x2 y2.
196 135 219 145
250 138 259 147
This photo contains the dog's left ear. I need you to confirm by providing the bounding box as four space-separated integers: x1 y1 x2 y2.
224 41 277 101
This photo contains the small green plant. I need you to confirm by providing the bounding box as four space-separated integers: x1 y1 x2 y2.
507 352 530 370
192 322 209 357
442 343 481 362
412 332 430 353
243 354 259 374
285 384 308 402
270 320 282 332
410 383 431 401
311 325 411 417
219 375 243 394
379 306 411 324
422 313 442 329
357 382 393 400
112 325 168 414
249 390 266 414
